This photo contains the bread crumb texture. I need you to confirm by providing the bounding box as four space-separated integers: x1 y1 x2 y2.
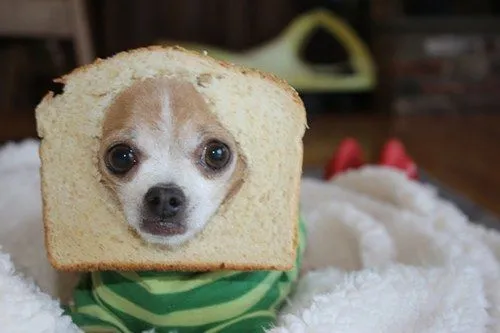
35 46 307 271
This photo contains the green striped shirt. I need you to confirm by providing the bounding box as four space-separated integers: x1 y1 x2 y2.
66 217 306 333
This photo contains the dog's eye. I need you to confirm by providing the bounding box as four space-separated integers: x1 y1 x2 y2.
105 144 137 175
203 140 231 171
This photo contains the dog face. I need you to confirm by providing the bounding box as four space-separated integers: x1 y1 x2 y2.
98 77 245 247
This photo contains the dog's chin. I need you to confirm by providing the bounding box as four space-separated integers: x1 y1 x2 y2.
140 219 187 237
135 222 201 248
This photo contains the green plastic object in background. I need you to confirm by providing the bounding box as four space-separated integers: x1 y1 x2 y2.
163 8 376 93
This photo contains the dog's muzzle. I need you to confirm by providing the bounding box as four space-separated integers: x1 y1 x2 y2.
141 183 187 236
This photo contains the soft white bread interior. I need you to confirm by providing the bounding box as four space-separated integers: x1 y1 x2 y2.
36 46 307 272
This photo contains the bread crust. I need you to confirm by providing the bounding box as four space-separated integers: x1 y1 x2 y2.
49 259 294 272
37 45 306 272
50 45 304 111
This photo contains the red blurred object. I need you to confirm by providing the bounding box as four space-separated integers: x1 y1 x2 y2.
379 138 418 180
324 138 365 180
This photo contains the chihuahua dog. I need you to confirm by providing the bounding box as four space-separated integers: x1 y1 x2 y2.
98 77 245 247
64 76 303 333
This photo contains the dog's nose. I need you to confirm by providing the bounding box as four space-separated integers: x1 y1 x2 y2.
144 184 186 218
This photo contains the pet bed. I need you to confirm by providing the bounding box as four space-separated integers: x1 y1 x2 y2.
1 140 500 332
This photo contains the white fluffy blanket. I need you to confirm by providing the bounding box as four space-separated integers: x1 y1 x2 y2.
1 140 500 333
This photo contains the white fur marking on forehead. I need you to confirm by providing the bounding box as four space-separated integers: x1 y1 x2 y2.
159 94 173 132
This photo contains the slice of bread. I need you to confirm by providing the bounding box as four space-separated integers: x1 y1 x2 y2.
35 46 307 272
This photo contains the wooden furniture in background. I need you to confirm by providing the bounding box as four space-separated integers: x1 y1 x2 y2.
0 0 94 65
0 0 95 141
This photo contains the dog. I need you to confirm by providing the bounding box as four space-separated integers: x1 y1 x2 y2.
64 77 306 333
98 76 245 247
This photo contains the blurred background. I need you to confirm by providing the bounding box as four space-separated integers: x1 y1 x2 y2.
0 0 499 217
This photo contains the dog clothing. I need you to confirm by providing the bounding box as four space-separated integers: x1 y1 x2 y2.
65 217 306 333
